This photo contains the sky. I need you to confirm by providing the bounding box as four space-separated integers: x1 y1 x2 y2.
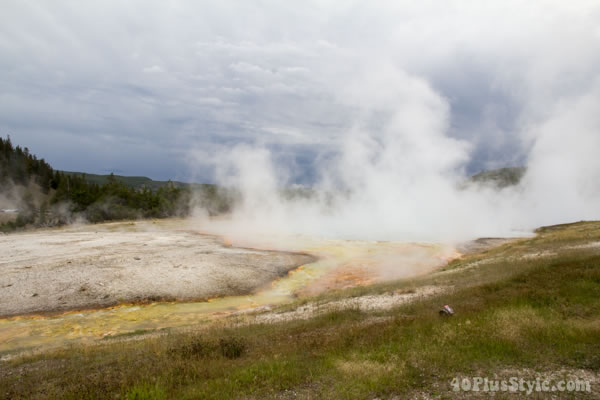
1 1 600 183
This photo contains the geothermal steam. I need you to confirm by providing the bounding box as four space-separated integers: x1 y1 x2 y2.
188 2 600 242
194 64 600 242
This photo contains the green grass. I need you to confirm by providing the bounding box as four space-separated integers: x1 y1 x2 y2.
2 222 600 399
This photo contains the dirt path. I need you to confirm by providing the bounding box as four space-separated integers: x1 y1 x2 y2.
0 220 314 317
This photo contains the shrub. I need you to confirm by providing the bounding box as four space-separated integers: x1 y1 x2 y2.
219 337 246 359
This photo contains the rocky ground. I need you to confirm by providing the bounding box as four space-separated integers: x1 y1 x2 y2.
0 220 314 317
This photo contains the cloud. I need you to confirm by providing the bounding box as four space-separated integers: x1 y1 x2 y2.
142 65 164 73
0 0 599 190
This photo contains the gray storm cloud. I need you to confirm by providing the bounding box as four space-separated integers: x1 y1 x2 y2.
2 1 600 240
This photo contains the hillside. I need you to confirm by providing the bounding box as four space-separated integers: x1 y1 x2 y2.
59 171 236 216
0 137 192 231
471 166 526 188
60 171 192 190
0 136 241 232
61 171 169 189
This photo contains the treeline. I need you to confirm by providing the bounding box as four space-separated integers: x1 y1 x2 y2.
0 136 201 232
50 172 190 223
0 136 55 192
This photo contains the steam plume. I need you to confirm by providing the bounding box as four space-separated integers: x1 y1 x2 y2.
192 64 600 242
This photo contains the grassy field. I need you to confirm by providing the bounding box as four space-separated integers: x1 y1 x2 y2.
1 222 599 399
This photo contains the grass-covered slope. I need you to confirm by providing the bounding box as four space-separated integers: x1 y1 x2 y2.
2 222 599 399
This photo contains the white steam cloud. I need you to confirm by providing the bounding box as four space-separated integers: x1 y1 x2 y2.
198 74 600 242
190 1 600 242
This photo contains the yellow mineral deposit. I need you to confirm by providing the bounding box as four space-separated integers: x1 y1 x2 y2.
0 222 456 355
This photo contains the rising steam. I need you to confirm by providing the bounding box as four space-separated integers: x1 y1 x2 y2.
192 62 600 243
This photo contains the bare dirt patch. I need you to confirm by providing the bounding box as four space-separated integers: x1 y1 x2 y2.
249 285 444 324
0 220 314 317
456 237 519 255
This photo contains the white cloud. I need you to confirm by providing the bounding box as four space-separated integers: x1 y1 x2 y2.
142 65 163 73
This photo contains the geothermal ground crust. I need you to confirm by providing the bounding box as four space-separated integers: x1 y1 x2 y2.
0 220 314 317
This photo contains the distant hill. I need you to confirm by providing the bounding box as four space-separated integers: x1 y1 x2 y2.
60 171 189 190
470 167 526 188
